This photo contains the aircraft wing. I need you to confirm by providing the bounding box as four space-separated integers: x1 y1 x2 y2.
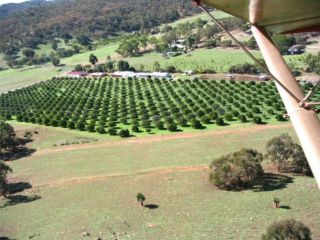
200 0 320 33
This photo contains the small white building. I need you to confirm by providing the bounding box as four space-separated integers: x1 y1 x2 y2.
111 71 136 78
66 71 88 78
136 72 152 78
90 72 107 78
151 72 172 79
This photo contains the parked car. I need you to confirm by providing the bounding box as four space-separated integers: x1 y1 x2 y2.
226 74 235 80
258 74 270 81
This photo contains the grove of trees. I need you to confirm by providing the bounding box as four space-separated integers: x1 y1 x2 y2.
0 0 198 64
266 134 311 175
0 78 290 137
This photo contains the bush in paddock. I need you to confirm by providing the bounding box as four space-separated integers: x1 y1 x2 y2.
253 116 262 124
0 119 20 153
266 134 312 175
0 160 12 198
209 148 264 190
216 117 225 126
261 219 312 240
119 129 130 138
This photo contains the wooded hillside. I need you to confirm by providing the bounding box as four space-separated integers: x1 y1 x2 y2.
0 0 198 56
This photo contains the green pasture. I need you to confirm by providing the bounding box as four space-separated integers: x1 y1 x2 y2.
0 65 72 94
61 43 118 66
1 122 320 239
127 48 307 73
127 48 262 72
167 10 232 28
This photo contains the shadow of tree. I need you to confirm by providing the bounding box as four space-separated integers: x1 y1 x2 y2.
0 147 36 161
252 173 294 192
279 205 291 210
144 204 159 210
8 182 32 194
0 237 16 240
0 195 41 208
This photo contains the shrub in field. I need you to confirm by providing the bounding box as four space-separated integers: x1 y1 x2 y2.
0 160 12 198
178 117 188 127
201 115 211 124
136 193 146 206
261 219 312 240
96 126 106 134
224 113 233 121
86 123 95 132
238 115 247 123
209 148 264 190
108 128 117 136
276 114 286 121
253 116 262 124
216 117 225 126
167 123 178 132
131 124 140 133
67 121 76 129
119 129 130 138
0 120 20 153
190 119 203 129
266 134 311 175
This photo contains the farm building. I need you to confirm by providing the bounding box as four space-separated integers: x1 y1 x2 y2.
66 71 88 78
111 71 136 78
151 72 172 79
111 71 172 79
90 72 107 78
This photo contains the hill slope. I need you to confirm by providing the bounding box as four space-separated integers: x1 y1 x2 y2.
0 0 199 55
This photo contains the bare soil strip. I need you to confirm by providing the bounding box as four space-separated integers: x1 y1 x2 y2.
33 166 208 189
34 123 291 157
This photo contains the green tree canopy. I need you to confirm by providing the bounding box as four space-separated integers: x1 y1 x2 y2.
89 54 98 65
0 160 12 197
261 219 312 240
0 120 19 153
209 148 264 190
266 134 311 174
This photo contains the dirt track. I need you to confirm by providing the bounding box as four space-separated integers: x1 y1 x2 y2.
33 166 208 189
34 123 291 157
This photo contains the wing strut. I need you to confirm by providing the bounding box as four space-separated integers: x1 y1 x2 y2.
194 1 320 188
252 26 320 188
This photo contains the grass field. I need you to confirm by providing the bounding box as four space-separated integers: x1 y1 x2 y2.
1 121 320 239
127 48 262 72
60 43 118 66
0 65 73 94
0 43 118 93
167 10 232 28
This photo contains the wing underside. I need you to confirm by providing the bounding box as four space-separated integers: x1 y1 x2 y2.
201 0 320 33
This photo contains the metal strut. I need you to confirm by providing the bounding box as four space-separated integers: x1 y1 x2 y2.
194 1 320 189
194 1 320 113
300 81 320 110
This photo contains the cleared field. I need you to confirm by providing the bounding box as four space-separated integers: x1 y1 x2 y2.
61 43 118 66
127 48 261 72
167 10 232 27
0 43 118 93
127 48 307 73
0 65 73 94
1 122 320 239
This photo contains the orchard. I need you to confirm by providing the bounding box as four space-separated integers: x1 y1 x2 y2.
0 77 292 136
